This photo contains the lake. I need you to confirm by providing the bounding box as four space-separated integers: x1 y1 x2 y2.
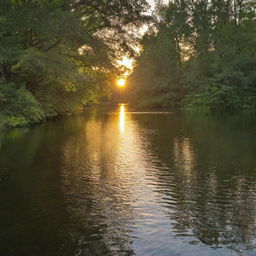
0 105 256 256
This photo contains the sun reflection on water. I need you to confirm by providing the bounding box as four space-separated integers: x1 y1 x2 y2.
119 104 125 133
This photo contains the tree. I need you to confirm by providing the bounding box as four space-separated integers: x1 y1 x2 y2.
128 0 256 111
0 0 148 130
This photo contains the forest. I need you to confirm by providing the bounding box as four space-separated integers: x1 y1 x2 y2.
129 0 256 111
0 0 148 130
0 0 256 131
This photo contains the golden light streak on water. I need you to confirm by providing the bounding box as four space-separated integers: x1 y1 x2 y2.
119 104 125 133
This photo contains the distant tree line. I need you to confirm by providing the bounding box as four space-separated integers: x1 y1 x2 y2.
128 0 256 112
0 0 148 130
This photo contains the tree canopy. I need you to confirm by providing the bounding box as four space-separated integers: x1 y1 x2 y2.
128 0 256 112
0 0 148 130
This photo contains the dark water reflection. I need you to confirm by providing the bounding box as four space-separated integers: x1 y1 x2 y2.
1 105 256 256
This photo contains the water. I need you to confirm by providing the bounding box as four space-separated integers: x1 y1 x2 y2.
1 105 256 256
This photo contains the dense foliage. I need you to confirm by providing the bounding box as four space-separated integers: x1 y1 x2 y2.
0 0 148 130
128 0 256 112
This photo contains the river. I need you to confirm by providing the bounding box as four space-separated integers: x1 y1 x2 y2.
0 105 256 256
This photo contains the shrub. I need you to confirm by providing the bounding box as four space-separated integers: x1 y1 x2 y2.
0 84 45 130
183 83 255 112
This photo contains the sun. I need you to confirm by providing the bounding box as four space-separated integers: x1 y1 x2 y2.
117 78 126 87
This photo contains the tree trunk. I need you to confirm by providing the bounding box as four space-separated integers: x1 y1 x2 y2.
1 63 12 83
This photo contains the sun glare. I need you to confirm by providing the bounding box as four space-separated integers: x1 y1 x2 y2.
117 56 133 70
117 78 126 87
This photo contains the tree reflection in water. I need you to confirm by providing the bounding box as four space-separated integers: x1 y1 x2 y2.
0 108 256 255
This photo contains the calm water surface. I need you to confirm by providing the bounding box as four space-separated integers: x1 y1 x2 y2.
1 105 256 256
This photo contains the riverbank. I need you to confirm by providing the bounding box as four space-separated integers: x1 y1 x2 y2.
0 103 114 132
2 100 256 133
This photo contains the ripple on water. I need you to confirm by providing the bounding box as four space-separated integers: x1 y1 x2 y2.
1 109 256 255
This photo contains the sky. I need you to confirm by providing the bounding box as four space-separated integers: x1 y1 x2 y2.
115 0 170 78
147 0 170 9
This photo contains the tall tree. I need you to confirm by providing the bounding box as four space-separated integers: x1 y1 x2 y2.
128 0 256 111
0 0 148 130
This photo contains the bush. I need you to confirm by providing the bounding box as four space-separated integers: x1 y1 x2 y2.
183 83 256 112
0 84 45 130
